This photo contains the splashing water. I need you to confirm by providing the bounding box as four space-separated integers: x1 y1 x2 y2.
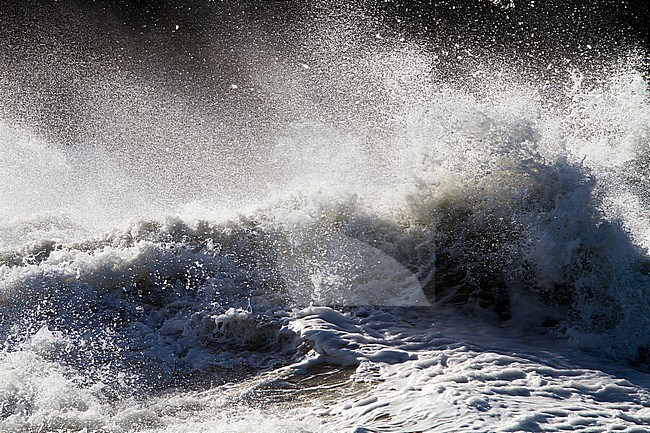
0 1 649 432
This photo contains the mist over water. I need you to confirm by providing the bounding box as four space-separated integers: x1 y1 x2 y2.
0 1 649 432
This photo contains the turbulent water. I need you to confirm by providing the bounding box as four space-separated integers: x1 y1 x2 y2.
1 1 649 432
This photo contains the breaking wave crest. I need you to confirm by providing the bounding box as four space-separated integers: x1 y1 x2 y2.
2 62 650 367
0 4 648 428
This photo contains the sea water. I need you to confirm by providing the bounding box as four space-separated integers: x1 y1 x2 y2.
1 1 649 432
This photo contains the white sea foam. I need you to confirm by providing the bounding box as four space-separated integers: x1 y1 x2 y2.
1 5 649 431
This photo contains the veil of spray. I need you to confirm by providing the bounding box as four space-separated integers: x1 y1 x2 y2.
0 1 648 431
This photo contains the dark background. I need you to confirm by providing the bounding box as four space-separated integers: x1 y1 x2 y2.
0 1 647 200
0 0 646 138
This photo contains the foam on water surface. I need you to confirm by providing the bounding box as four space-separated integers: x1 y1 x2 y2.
0 1 649 431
